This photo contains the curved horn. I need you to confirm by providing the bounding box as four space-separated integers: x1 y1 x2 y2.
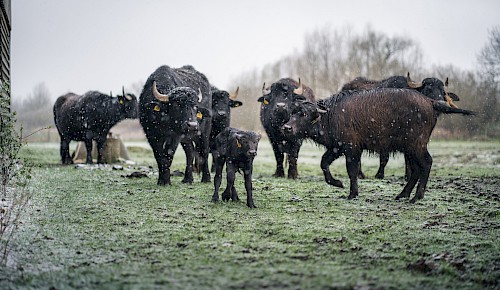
445 77 449 87
262 82 271 95
122 86 133 101
153 81 169 102
110 91 113 97
229 86 239 100
198 88 203 102
407 72 423 89
293 78 303 95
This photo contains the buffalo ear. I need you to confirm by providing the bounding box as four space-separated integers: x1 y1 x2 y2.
257 96 265 102
229 100 243 108
197 107 211 119
447 92 460 101
257 133 262 141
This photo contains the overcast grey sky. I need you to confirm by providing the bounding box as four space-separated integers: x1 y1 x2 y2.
11 0 500 101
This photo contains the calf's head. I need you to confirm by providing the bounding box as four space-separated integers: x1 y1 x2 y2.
230 131 261 158
212 87 242 127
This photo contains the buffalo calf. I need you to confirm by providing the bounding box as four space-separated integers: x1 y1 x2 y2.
212 127 261 208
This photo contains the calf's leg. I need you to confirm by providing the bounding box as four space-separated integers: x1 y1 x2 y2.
211 157 224 202
244 161 256 208
222 162 236 202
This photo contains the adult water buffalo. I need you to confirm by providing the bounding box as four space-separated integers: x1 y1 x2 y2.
139 65 210 185
258 78 315 179
53 89 138 164
282 88 474 203
341 73 461 179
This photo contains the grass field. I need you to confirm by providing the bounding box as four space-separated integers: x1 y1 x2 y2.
1 140 499 289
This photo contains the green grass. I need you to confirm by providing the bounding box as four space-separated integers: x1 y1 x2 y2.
1 140 499 289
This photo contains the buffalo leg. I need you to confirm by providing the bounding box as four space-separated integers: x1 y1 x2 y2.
288 152 299 179
60 138 72 165
396 153 420 200
198 132 211 183
150 138 178 186
410 149 433 203
211 156 225 202
244 161 256 208
346 149 362 199
375 152 389 179
222 161 236 202
270 141 285 178
321 148 343 188
84 138 93 164
357 160 366 179
181 141 194 184
96 137 106 164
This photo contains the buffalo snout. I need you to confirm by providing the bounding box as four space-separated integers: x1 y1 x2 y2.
186 121 199 132
248 149 257 157
275 102 286 110
282 124 293 134
217 110 227 117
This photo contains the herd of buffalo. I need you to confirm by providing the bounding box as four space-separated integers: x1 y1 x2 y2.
53 65 475 207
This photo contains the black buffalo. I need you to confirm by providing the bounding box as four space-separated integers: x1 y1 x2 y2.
53 89 138 164
282 88 474 203
139 65 209 185
340 73 461 179
212 127 261 208
209 86 242 170
258 78 315 179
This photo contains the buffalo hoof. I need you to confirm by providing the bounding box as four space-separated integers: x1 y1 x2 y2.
347 193 358 200
157 180 171 186
181 177 193 184
395 192 409 200
409 195 423 204
375 173 384 179
222 191 231 202
273 170 285 178
326 179 344 188
211 195 219 203
247 202 257 208
201 175 211 183
358 171 366 179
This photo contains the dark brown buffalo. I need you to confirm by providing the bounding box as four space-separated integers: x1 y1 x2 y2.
212 127 261 208
340 73 461 179
258 78 315 179
282 88 474 203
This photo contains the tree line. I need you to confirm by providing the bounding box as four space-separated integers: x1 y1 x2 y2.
229 25 500 139
12 25 500 140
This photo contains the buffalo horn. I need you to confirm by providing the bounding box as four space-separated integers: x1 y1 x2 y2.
153 81 169 102
198 88 203 102
229 86 239 100
407 72 423 89
122 86 133 101
443 77 458 108
262 83 271 95
293 78 304 95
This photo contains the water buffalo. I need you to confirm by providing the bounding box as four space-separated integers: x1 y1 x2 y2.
258 78 315 179
341 73 461 179
175 65 213 184
139 65 206 185
53 89 138 164
282 88 474 203
212 127 261 208
209 86 242 171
